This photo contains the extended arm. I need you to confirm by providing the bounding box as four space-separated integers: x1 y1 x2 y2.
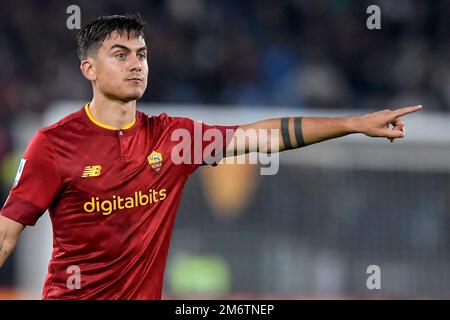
227 105 422 155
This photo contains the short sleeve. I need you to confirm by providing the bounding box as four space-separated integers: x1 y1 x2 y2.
167 116 238 173
0 131 63 226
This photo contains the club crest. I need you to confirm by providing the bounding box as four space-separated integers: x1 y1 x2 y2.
148 151 163 173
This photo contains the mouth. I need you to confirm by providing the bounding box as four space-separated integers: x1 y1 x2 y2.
126 77 144 83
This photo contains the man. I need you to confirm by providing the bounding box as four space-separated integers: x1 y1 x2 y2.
0 14 421 299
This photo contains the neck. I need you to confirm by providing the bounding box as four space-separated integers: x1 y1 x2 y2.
89 94 137 130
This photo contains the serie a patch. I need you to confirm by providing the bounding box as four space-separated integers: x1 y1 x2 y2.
13 159 27 188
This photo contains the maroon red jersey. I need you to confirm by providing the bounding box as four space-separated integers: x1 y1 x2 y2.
1 104 237 299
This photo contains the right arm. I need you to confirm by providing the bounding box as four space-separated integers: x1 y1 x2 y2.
0 131 63 267
0 215 24 267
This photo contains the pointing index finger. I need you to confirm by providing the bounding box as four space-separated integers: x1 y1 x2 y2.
392 105 422 118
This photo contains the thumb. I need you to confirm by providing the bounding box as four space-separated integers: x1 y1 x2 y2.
385 129 405 139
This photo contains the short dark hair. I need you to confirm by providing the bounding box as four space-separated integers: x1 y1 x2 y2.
76 14 146 61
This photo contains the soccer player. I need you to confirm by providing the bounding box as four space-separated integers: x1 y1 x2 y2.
0 15 421 299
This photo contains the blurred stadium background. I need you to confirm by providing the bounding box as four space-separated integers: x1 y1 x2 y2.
0 0 449 299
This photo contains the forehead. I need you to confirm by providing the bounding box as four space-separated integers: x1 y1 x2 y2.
100 30 146 50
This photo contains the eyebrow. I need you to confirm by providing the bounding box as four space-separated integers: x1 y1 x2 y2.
109 44 148 52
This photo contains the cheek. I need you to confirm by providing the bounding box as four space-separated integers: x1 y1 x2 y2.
97 58 120 74
143 66 150 85
97 63 125 87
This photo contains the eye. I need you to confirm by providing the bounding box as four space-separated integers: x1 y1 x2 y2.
138 52 147 60
115 53 126 60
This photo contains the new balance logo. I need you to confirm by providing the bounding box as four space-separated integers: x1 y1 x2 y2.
82 165 102 178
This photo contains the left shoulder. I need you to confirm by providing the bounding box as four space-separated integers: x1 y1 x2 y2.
138 110 196 128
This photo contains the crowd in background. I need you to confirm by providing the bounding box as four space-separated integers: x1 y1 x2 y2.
1 0 450 118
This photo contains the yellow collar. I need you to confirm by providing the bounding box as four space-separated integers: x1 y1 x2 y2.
84 103 136 130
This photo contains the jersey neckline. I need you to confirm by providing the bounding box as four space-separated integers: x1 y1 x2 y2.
82 103 141 136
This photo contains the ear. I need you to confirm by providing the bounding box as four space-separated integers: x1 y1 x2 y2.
80 58 97 81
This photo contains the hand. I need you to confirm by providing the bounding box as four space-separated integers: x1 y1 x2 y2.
356 105 422 142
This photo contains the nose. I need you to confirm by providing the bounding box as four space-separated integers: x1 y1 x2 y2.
128 54 142 73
